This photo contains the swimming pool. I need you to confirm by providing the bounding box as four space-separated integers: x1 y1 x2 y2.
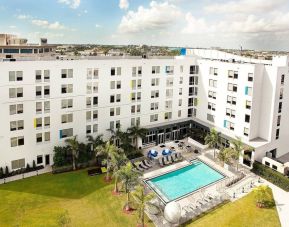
145 160 225 203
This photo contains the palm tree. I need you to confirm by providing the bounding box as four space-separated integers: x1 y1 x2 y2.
118 131 135 158
230 137 254 170
205 128 221 158
87 134 104 151
127 125 147 150
132 185 156 227
111 150 128 194
117 162 141 211
65 136 79 170
107 127 124 146
218 147 234 167
96 141 119 181
253 185 272 208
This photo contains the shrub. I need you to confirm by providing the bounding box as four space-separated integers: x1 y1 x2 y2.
26 163 31 171
32 160 37 170
53 146 71 167
252 162 289 192
0 167 3 179
5 166 9 177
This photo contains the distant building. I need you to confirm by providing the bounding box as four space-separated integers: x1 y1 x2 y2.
0 34 56 60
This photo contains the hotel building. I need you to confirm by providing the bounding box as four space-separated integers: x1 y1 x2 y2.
0 34 288 172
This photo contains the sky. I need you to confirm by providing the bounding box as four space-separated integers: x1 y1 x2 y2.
1 0 289 50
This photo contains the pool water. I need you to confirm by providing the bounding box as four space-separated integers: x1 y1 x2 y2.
146 160 224 202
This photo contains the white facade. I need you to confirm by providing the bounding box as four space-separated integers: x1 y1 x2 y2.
0 57 197 170
0 49 289 171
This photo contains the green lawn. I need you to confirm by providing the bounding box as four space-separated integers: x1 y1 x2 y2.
184 189 280 227
0 170 153 227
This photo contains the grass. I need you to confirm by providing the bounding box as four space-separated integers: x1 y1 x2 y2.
184 189 280 227
0 169 153 227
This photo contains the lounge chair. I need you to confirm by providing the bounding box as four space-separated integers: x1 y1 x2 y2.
164 156 171 165
168 155 174 163
172 153 179 162
177 153 183 160
139 162 149 170
141 160 150 168
159 158 164 167
132 162 144 172
143 159 152 168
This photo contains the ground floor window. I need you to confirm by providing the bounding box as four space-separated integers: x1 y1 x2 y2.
11 158 25 170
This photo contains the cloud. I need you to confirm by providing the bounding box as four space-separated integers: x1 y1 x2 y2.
118 1 181 33
17 14 32 20
182 12 289 35
31 19 66 30
9 25 17 29
119 0 129 10
95 24 101 28
205 0 285 14
58 0 81 9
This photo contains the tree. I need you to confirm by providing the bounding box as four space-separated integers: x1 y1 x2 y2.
230 137 254 170
117 162 141 211
96 141 119 181
127 125 147 150
205 128 221 158
111 150 128 193
65 136 80 171
87 134 104 152
218 147 234 167
132 185 156 227
253 185 273 208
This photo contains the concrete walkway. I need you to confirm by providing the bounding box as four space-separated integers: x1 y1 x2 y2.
264 180 289 227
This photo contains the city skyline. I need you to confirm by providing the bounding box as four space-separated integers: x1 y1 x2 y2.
1 0 289 50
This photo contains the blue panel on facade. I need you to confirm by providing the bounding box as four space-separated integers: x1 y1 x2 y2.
245 86 248 95
223 120 227 128
180 48 186 56
59 130 62 139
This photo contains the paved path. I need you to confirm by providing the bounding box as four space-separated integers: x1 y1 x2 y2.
265 180 289 227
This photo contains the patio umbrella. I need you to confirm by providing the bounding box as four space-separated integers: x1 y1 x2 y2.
162 149 171 155
149 149 158 157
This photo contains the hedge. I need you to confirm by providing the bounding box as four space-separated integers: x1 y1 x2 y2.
251 162 289 192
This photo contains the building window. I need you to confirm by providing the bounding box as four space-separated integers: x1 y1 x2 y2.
150 114 158 122
164 112 172 120
209 67 218 75
60 128 73 139
61 114 73 124
165 66 174 74
37 155 43 164
166 78 174 87
151 90 159 98
244 127 249 136
44 117 50 127
10 136 24 147
36 133 43 143
245 100 251 109
179 77 183 84
10 104 23 115
111 67 121 76
44 132 50 141
178 99 182 106
280 88 283 100
150 102 159 110
209 79 217 88
61 99 73 109
61 69 73 78
10 120 24 131
188 108 197 117
9 71 23 82
278 102 282 113
276 129 280 140
226 108 236 118
228 83 237 92
208 102 216 111
208 91 216 99
9 87 23 98
245 86 252 96
228 70 238 79
245 114 250 123
35 118 42 128
11 158 25 169
227 95 236 105
151 78 160 86
190 65 199 74
224 120 235 131
248 73 253 82
152 66 160 74
189 76 198 85
61 84 73 94
281 74 285 85
207 114 215 122
277 115 281 126
132 66 142 76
